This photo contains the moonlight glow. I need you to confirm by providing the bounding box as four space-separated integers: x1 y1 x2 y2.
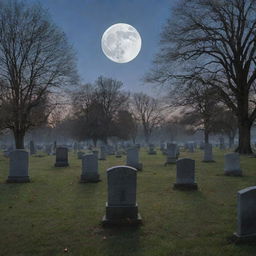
101 23 142 63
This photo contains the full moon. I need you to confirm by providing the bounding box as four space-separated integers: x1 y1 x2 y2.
101 23 142 63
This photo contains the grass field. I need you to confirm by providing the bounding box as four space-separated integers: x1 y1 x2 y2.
0 148 256 256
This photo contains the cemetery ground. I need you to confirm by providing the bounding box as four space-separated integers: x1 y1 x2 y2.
0 149 256 256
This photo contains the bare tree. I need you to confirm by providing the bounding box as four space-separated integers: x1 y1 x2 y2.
171 80 221 143
0 1 77 148
213 109 238 148
132 93 163 144
71 77 129 145
114 110 138 142
147 0 256 154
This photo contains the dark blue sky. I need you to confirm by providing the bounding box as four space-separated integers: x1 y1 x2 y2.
28 0 176 93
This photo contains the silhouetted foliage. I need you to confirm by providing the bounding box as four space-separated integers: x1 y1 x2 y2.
0 1 77 148
147 0 256 154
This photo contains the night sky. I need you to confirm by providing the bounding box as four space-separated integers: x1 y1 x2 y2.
27 0 176 94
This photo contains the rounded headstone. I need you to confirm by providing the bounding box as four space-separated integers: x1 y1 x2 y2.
224 153 242 176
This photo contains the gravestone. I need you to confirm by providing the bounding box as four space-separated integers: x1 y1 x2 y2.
73 142 78 154
148 144 156 155
160 143 165 152
115 150 122 158
80 154 100 182
30 140 36 155
45 144 53 155
224 153 242 176
173 158 198 190
219 137 225 150
102 165 142 226
54 147 69 167
202 143 215 162
188 143 195 153
7 150 30 183
164 143 178 165
99 146 106 160
77 151 84 159
199 142 205 150
107 145 115 155
126 147 143 171
233 186 256 241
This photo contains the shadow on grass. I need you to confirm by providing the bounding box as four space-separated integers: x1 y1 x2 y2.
101 226 142 256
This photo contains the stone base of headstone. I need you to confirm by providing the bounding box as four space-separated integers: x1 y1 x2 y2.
80 174 100 183
102 203 142 226
231 232 256 244
173 183 198 190
148 151 157 155
224 170 242 176
115 155 122 158
6 176 30 183
54 162 69 167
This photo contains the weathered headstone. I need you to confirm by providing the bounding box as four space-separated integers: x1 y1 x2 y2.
160 143 165 152
102 166 142 226
233 186 256 241
29 140 36 155
99 146 106 160
7 150 30 183
54 147 69 167
202 143 215 162
188 143 195 153
45 144 53 155
80 154 100 182
224 153 242 176
148 144 156 155
173 158 198 190
126 147 143 171
164 143 178 165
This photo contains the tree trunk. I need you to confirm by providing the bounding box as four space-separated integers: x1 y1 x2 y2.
236 121 252 154
144 130 150 144
13 130 25 149
204 130 209 144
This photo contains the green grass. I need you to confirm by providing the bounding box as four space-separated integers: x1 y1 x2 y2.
0 148 256 256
